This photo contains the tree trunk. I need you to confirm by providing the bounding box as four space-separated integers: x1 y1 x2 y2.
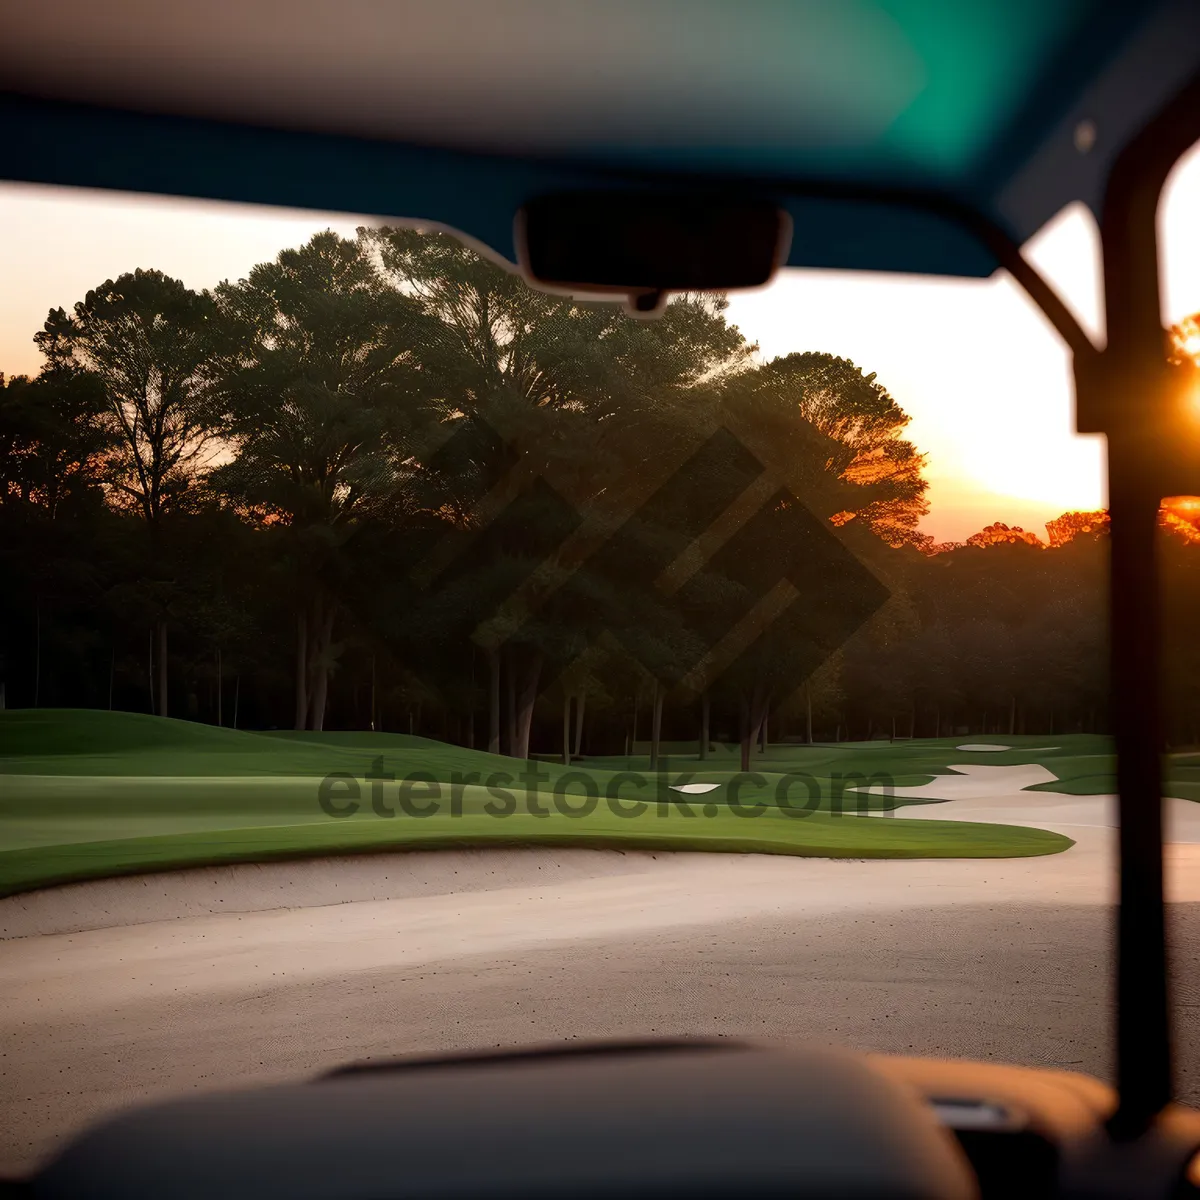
650 682 664 770
108 645 115 711
233 674 240 729
33 603 41 708
573 691 586 759
514 650 543 761
465 648 474 748
370 655 377 732
562 694 572 765
147 626 154 714
216 647 223 726
751 685 770 763
805 683 813 744
740 685 769 771
307 598 337 732
157 619 169 718
739 694 751 772
488 648 501 754
699 691 710 761
631 693 639 758
891 714 896 741
505 646 517 756
294 610 308 731
309 668 330 732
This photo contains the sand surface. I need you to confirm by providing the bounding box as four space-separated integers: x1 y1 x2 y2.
4 766 1200 1176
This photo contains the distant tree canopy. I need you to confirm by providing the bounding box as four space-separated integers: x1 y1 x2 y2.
964 522 1046 549
4 251 1200 749
1046 510 1110 547
0 369 111 518
735 351 929 544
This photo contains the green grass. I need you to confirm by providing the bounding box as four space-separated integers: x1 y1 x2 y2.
1024 753 1200 803
0 710 1078 896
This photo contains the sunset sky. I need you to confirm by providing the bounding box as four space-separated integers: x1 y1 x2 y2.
2 141 1198 544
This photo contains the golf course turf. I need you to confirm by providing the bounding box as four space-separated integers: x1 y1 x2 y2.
0 710 1104 896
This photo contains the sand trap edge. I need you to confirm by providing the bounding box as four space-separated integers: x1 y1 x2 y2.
0 847 680 940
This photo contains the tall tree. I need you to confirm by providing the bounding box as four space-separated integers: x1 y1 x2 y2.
368 227 753 757
211 232 428 731
35 270 219 714
0 370 118 711
35 270 218 524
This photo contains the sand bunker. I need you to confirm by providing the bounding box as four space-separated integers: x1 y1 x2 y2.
954 744 1060 752
0 847 671 940
5 768 1200 1175
856 763 1200 846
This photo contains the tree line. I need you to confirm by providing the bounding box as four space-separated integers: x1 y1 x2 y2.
2 227 1199 756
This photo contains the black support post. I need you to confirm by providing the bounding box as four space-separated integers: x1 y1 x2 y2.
1089 69 1200 1135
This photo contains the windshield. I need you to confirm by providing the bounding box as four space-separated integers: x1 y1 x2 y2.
2 151 1199 1171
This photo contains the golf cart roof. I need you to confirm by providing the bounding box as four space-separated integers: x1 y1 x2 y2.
2 0 1199 280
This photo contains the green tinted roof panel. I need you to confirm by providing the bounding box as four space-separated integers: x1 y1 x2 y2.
0 0 1197 278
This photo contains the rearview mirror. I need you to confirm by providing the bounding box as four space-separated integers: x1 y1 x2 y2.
517 192 792 313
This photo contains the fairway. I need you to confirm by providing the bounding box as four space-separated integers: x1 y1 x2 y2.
0 710 1090 896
